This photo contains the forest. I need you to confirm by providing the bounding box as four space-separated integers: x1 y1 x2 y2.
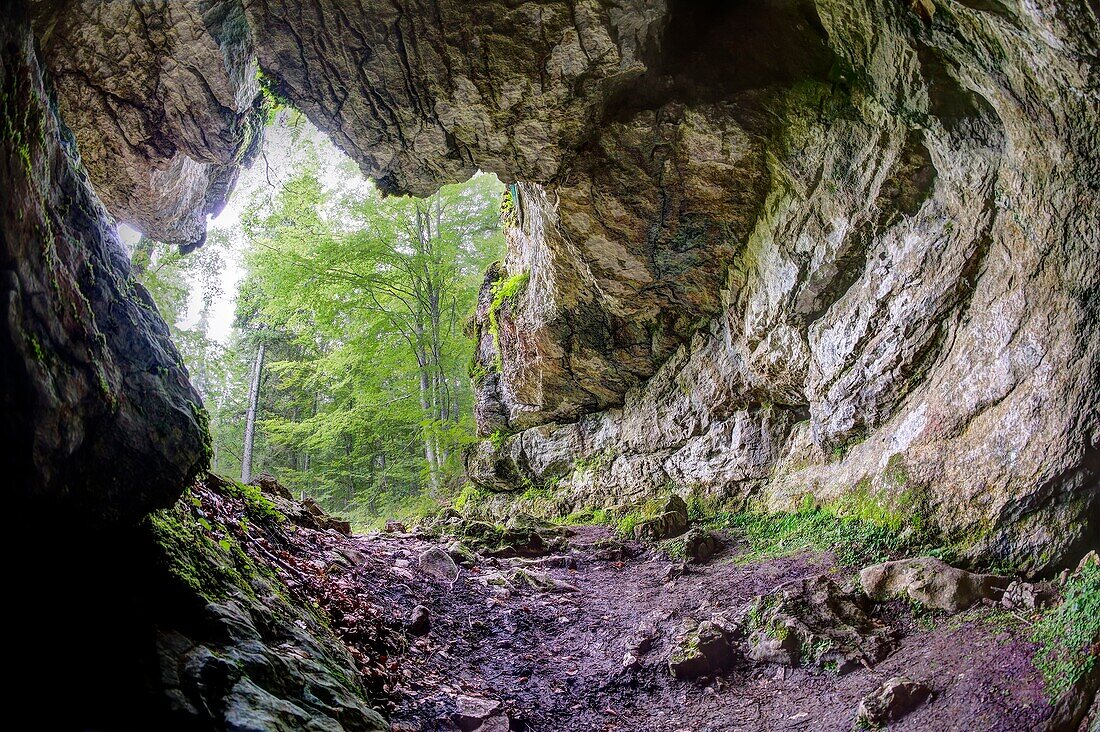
133 112 505 528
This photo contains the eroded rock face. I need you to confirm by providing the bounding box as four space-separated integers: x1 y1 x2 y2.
1 11 208 522
466 0 1100 570
29 1 264 249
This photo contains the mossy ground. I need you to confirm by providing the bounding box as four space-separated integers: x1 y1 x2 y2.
1030 561 1099 700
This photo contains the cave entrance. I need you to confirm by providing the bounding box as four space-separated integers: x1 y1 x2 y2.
125 109 508 531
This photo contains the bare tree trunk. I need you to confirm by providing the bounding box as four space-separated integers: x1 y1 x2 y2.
241 341 266 484
419 361 441 492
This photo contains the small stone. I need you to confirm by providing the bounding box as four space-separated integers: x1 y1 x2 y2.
626 621 657 655
394 558 410 568
453 695 503 731
622 652 641 671
419 547 459 580
668 644 711 680
662 562 690 582
856 677 933 726
593 538 637 561
407 605 430 636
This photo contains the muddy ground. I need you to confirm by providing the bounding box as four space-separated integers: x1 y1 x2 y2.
282 518 1056 732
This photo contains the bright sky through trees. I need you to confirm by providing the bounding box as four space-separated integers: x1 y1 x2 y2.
126 112 505 527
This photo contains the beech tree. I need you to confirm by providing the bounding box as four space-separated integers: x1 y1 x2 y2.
235 169 504 523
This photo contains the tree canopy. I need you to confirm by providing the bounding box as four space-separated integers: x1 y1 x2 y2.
133 120 504 527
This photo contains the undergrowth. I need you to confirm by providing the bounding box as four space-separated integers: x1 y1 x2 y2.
1030 561 1099 700
699 498 933 568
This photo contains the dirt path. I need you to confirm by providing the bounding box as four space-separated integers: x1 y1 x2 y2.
321 524 1053 732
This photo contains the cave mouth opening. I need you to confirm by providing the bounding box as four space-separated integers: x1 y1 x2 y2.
120 110 510 534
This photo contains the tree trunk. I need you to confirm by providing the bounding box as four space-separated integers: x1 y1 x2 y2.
241 341 266 484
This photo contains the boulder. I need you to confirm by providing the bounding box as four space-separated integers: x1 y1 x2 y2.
668 620 734 680
856 677 933 726
418 547 459 581
482 568 577 594
634 511 689 541
663 495 689 520
448 518 564 558
860 557 1011 612
384 520 408 533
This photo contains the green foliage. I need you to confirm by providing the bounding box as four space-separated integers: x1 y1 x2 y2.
614 499 664 537
453 484 486 513
134 113 506 528
235 167 504 522
744 596 791 643
222 480 284 521
830 477 931 540
1031 562 1100 700
499 187 519 229
700 495 928 567
147 491 253 602
487 269 529 366
468 359 492 386
557 508 612 526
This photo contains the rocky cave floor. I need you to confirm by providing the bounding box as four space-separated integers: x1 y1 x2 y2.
376 528 1047 732
194 477 1090 732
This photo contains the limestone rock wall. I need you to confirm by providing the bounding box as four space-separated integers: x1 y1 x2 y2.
467 0 1100 571
29 0 265 249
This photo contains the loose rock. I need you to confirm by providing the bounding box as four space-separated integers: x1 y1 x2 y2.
453 695 503 731
407 605 431 636
860 557 1010 612
634 511 688 541
683 529 721 564
1001 580 1057 611
856 677 933 726
419 547 459 581
668 620 734 680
